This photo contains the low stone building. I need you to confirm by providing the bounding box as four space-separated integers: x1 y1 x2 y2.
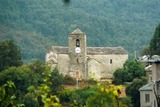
46 29 128 80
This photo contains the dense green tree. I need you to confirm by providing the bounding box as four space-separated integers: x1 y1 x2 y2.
126 77 147 107
29 61 65 94
29 60 46 84
113 68 125 84
27 65 62 107
113 59 145 84
150 24 160 56
141 45 150 56
0 40 23 72
0 66 39 99
29 60 45 73
124 60 145 80
50 68 64 94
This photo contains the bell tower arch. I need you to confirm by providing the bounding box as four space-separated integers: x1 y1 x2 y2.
68 28 87 79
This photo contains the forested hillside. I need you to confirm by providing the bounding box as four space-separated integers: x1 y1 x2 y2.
0 0 160 62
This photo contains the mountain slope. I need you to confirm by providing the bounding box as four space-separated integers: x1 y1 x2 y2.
0 0 160 62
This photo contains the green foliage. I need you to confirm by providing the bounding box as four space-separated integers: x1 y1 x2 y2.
29 60 47 85
29 62 64 94
69 87 98 106
0 0 160 62
29 60 46 74
0 40 23 71
22 93 39 107
141 45 150 55
64 75 76 85
0 81 24 107
85 82 122 107
113 68 125 84
150 24 160 56
67 82 124 107
27 65 61 107
113 59 145 84
0 66 39 98
120 97 133 107
80 79 98 86
86 91 117 107
126 77 147 107
50 68 64 94
57 89 71 103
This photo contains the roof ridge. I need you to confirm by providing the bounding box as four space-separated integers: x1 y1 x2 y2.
70 28 84 34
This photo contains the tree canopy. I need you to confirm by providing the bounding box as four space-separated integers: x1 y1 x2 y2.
0 0 160 62
113 59 145 84
0 40 23 72
126 77 147 107
150 24 160 56
0 66 39 98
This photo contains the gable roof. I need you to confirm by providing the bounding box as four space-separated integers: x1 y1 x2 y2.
139 82 153 91
70 28 85 35
49 46 128 55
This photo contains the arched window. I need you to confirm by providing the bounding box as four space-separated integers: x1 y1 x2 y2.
76 39 80 47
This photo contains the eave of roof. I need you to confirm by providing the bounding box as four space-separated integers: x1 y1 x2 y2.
139 82 153 91
140 59 160 63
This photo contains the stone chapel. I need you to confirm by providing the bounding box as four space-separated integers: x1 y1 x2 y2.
46 29 128 80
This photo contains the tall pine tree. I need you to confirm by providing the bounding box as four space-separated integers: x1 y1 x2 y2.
150 24 160 56
0 40 23 72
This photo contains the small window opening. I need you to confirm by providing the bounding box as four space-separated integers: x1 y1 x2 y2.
76 39 80 47
145 94 150 103
110 59 112 64
76 58 79 64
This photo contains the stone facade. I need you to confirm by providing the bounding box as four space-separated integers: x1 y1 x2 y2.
46 29 128 80
139 55 160 107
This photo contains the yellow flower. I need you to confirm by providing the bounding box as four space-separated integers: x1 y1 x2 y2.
105 88 109 93
117 85 123 90
101 88 104 92
113 90 118 97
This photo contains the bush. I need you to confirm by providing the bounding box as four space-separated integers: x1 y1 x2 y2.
119 97 133 107
69 87 98 106
57 89 72 103
86 91 117 107
64 75 76 85
22 93 39 107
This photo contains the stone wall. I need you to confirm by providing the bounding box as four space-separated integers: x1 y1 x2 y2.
57 54 69 75
47 53 128 80
87 54 128 80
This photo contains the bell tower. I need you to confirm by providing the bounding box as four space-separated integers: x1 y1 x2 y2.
68 28 87 79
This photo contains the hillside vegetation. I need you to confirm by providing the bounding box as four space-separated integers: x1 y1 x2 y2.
0 0 160 62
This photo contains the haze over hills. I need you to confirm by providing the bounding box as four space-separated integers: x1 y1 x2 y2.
0 0 160 62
